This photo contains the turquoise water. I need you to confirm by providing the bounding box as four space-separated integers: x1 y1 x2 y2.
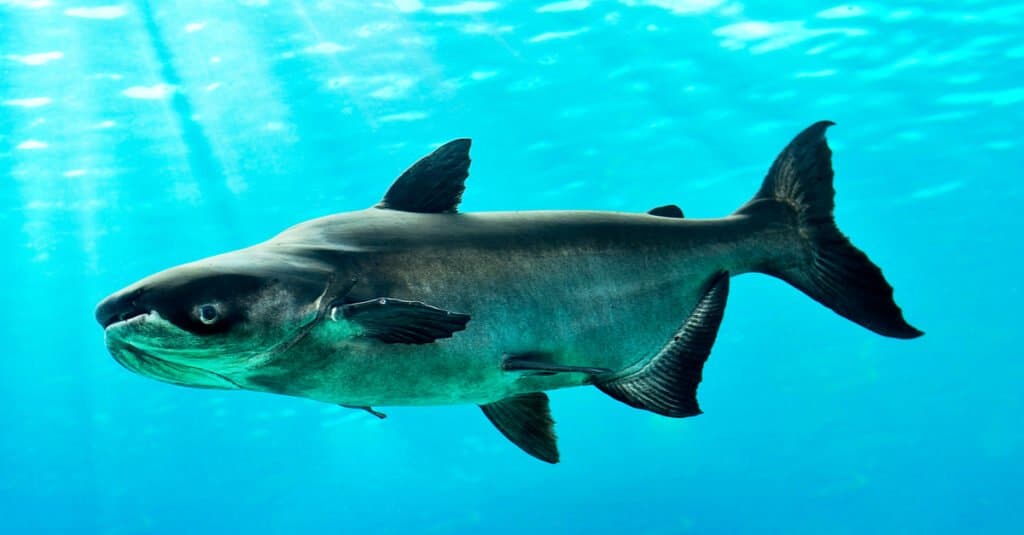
2 0 1022 533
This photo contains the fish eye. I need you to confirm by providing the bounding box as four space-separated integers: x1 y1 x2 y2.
197 304 220 325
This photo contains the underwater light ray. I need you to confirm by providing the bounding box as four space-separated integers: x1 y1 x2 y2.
287 0 384 128
135 0 242 235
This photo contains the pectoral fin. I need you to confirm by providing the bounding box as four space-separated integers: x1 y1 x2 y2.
336 298 470 344
480 393 559 464
595 273 729 417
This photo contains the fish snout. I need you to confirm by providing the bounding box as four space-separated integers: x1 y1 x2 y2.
95 287 148 329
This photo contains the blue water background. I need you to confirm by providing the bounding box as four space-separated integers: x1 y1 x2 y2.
1 1 1022 533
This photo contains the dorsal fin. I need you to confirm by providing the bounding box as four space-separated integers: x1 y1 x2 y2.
648 204 684 218
377 139 471 213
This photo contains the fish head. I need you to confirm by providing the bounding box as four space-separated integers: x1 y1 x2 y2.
95 249 333 389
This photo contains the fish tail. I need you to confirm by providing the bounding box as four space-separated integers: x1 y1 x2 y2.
734 121 922 339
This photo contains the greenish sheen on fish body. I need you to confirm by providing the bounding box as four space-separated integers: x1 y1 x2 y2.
95 122 922 463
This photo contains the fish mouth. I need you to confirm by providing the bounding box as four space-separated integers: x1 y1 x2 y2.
103 310 150 331
96 287 148 329
105 334 240 390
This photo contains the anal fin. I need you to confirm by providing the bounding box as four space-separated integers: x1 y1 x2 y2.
595 273 729 418
480 393 559 464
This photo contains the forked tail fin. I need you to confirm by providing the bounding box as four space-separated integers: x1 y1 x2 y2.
735 121 922 339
